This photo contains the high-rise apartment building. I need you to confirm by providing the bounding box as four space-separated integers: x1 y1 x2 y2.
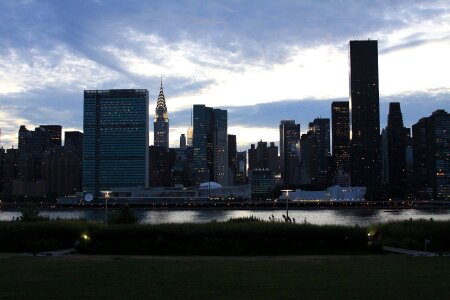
154 80 169 150
83 89 149 197
412 110 449 200
331 101 350 173
384 102 407 187
280 120 300 186
349 40 381 187
192 105 228 186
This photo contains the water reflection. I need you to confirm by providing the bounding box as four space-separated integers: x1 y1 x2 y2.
1 208 450 226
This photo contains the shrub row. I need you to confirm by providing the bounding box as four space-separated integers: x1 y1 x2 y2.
0 221 92 252
371 219 450 252
2 219 449 255
77 222 369 255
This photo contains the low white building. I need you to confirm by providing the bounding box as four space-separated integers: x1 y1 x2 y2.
282 185 366 202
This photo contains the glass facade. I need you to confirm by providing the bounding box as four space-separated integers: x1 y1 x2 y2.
83 89 149 197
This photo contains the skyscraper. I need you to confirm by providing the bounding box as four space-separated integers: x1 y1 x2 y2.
213 109 228 186
192 105 228 186
412 110 449 200
154 79 169 150
180 134 187 149
331 101 350 173
280 120 300 186
349 40 381 187
300 118 331 187
228 134 237 185
385 102 407 187
83 89 149 197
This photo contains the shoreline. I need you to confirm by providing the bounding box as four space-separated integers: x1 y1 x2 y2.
1 200 450 211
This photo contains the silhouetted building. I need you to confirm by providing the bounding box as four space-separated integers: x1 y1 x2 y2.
42 147 82 196
180 134 187 149
412 110 449 200
15 124 62 195
349 40 381 188
248 144 257 172
154 79 169 149
65 131 83 154
40 125 62 149
248 140 279 176
83 89 149 198
173 147 194 187
299 118 331 187
267 142 280 175
383 103 407 187
1 149 18 195
0 148 4 194
192 105 228 186
149 146 176 187
280 120 300 186
228 134 237 185
331 101 350 174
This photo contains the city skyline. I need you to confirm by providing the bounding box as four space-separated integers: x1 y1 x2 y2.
0 1 449 150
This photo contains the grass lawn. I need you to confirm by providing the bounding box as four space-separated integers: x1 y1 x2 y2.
0 255 449 299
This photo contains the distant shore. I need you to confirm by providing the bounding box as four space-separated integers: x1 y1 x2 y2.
1 200 450 210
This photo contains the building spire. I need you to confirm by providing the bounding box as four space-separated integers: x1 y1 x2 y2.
154 77 169 149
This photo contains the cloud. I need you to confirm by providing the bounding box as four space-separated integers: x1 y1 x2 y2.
0 0 449 149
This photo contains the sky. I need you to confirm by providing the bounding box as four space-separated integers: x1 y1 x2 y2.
0 0 449 150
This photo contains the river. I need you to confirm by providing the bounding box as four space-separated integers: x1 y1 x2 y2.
1 208 450 226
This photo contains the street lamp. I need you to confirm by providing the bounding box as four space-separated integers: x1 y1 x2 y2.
100 191 112 225
280 189 293 220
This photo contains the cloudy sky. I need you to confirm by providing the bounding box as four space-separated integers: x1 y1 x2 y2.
0 0 449 150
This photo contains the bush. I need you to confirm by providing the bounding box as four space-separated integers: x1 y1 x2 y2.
0 220 91 252
18 205 49 222
109 205 138 225
371 220 450 252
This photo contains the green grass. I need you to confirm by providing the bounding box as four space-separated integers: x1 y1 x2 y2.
0 255 449 299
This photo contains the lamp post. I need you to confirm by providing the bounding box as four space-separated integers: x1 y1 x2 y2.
280 189 293 220
100 191 111 225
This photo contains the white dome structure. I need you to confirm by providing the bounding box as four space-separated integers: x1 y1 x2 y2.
199 182 223 190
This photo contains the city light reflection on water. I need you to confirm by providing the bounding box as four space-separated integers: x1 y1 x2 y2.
1 208 450 226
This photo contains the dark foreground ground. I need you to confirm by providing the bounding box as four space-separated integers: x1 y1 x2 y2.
0 255 449 299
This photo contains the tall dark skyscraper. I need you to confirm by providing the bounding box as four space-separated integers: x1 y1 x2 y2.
349 40 381 187
280 120 300 186
300 118 331 186
384 102 407 187
192 105 228 186
331 101 350 173
228 134 237 185
412 110 449 200
154 79 169 150
180 134 187 149
83 89 149 197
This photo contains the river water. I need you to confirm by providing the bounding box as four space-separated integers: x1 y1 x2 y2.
1 208 450 226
